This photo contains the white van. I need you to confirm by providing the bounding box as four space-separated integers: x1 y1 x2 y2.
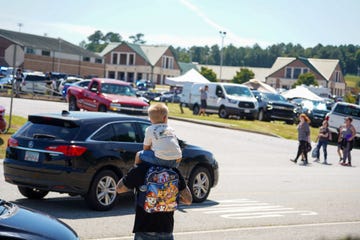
327 102 360 138
182 82 258 119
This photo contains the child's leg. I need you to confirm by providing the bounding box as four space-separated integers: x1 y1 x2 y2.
134 151 142 166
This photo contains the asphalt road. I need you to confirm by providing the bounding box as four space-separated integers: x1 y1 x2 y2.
1 97 360 240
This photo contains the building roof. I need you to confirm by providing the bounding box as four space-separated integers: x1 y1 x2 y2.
100 42 171 67
268 57 339 80
0 28 100 58
178 62 197 74
196 64 272 82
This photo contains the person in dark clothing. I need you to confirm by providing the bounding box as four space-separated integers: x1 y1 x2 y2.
116 163 192 240
291 113 311 165
313 120 330 164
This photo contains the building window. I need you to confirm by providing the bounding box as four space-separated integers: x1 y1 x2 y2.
108 71 115 79
293 68 301 79
162 56 174 69
41 50 50 56
112 53 118 64
137 73 143 80
95 58 102 64
285 68 292 78
129 53 135 65
118 72 125 80
120 54 127 65
26 47 35 54
335 71 341 82
303 68 309 73
83 57 90 62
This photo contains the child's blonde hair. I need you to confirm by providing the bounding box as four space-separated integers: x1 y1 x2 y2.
148 103 168 123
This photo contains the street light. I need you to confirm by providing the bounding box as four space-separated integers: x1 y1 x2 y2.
219 31 226 82
17 23 23 32
57 38 62 72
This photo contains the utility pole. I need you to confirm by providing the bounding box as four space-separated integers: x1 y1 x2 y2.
219 31 226 82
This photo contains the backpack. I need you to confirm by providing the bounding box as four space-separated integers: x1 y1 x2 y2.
137 166 179 213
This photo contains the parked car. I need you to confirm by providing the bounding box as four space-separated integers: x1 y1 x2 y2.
297 99 330 127
62 79 90 99
0 76 12 89
0 198 79 239
326 102 360 140
58 77 84 96
136 79 155 90
252 91 297 124
0 105 6 132
156 91 181 103
3 111 219 211
21 72 48 94
140 91 162 102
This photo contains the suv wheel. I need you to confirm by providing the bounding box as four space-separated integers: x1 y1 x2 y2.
98 105 107 112
68 96 80 111
192 104 200 115
188 166 211 203
18 186 49 199
218 107 229 118
85 170 119 211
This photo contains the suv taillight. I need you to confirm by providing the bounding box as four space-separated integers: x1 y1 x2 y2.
8 137 18 147
45 145 87 157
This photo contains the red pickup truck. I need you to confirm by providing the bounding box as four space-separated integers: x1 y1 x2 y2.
66 78 149 114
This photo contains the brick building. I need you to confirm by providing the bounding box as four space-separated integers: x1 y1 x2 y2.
100 42 181 84
0 28 104 77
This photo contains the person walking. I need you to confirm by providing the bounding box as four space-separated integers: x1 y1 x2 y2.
198 85 208 116
14 68 24 97
313 120 330 164
291 113 311 165
340 117 356 167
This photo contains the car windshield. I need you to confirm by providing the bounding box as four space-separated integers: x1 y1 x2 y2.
334 104 360 118
101 84 136 96
303 100 327 110
264 93 286 102
223 85 252 97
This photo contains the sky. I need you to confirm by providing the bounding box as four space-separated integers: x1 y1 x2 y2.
1 0 359 49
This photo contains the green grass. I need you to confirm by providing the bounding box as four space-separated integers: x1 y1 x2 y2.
0 115 27 159
345 74 360 88
165 103 319 141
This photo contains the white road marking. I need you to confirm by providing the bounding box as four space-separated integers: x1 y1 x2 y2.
188 198 318 219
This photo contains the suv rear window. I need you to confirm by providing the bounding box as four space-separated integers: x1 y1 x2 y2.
16 121 79 141
334 104 360 118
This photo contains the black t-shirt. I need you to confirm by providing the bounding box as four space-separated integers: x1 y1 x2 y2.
122 163 187 233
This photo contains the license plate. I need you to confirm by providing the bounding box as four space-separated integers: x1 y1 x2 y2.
24 151 39 162
245 109 250 113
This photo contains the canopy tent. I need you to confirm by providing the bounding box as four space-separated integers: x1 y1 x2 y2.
243 79 277 93
165 69 210 86
281 86 323 101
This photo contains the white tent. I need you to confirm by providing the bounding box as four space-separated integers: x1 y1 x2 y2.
243 79 277 93
281 86 323 101
165 69 210 86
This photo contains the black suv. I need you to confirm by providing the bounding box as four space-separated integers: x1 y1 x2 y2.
252 91 297 124
4 111 219 211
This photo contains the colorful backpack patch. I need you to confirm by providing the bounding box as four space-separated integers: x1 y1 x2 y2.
138 166 179 213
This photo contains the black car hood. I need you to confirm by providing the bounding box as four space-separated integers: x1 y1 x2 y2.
268 101 295 108
0 200 78 240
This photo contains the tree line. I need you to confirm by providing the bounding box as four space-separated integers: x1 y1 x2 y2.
81 31 360 75
172 43 360 76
